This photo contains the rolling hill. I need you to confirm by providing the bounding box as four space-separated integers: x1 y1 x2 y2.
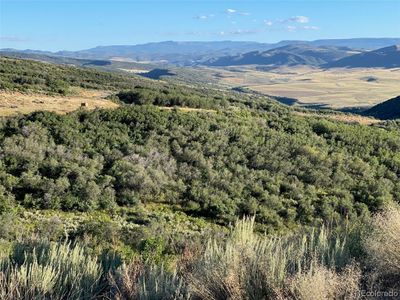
363 95 400 119
204 44 362 67
2 38 399 65
54 41 272 65
325 45 400 68
305 38 400 49
0 50 156 72
1 55 400 299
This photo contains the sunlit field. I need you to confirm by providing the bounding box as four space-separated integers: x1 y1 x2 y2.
207 65 400 108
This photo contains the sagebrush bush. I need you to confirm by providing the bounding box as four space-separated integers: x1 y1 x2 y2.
185 217 353 300
0 241 103 299
288 263 361 300
1 208 399 299
111 260 190 300
364 203 400 290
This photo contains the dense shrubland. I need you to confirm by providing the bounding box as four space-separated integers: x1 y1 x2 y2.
0 105 399 231
115 86 228 109
0 56 283 111
0 56 141 94
1 57 400 298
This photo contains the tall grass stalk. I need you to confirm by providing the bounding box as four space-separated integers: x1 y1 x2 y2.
187 216 354 299
364 203 400 290
0 241 102 299
112 261 190 300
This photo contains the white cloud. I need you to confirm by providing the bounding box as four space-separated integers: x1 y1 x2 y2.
194 14 214 20
279 16 310 24
289 16 309 23
303 25 319 30
225 9 250 16
230 29 258 35
285 25 319 32
264 20 273 26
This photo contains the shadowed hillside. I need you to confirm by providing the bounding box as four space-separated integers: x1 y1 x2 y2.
364 95 400 119
325 45 400 68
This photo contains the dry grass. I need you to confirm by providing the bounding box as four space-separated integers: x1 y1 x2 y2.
364 203 400 289
288 264 361 300
109 217 355 300
186 217 353 300
111 261 189 300
0 89 219 117
0 242 102 299
294 111 381 125
291 267 339 300
0 88 118 116
207 65 400 108
158 106 217 113
3 207 400 299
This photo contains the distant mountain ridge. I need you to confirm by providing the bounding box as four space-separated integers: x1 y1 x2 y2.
204 44 400 68
56 41 269 64
204 44 361 67
0 50 156 72
364 95 400 120
324 45 400 68
2 38 399 65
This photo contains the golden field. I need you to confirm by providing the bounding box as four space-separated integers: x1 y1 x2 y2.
205 66 400 108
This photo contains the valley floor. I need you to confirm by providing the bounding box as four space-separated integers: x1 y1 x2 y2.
193 66 400 109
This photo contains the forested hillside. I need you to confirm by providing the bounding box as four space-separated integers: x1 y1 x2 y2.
0 57 400 299
1 56 400 232
1 100 400 230
0 56 142 94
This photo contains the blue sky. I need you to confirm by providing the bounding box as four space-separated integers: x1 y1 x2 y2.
1 0 399 51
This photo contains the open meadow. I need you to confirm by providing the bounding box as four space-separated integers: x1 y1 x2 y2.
0 88 118 116
202 65 400 108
